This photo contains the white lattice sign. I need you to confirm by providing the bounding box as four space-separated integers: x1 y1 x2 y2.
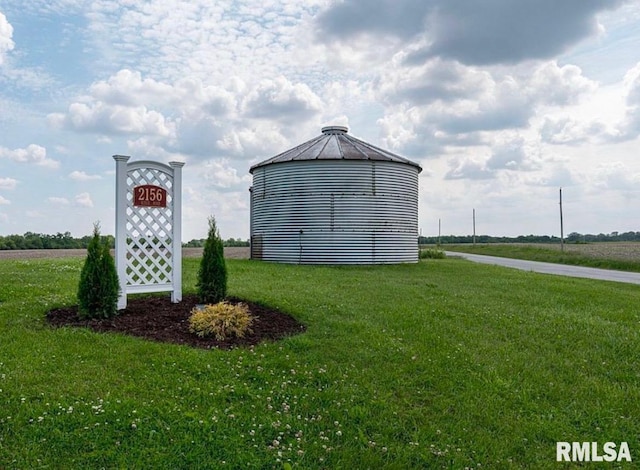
113 156 185 309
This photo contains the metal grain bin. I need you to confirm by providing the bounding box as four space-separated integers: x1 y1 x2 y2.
249 126 422 264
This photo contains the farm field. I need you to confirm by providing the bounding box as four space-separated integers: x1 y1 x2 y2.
0 246 247 260
442 242 640 272
508 242 640 261
0 255 638 468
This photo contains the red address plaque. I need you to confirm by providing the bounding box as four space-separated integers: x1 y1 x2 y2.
133 185 167 208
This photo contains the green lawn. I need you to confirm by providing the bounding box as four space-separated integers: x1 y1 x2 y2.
0 256 638 468
442 244 640 273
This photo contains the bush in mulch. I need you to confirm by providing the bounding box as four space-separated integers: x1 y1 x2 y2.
46 294 305 350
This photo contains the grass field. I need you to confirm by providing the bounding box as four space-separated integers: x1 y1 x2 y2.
1 256 639 468
442 242 640 273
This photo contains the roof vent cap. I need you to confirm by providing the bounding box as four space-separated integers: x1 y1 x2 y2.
321 125 348 135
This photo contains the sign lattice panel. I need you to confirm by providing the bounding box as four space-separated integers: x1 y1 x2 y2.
126 168 173 287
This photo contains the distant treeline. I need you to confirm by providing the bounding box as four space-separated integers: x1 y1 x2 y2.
0 232 110 250
0 232 250 250
2 231 637 251
420 231 640 245
183 238 250 247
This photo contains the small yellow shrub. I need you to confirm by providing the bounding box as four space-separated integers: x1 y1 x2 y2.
189 301 253 340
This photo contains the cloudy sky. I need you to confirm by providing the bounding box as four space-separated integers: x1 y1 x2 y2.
1 0 639 241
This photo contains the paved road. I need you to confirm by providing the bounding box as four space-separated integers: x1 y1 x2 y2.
445 251 640 285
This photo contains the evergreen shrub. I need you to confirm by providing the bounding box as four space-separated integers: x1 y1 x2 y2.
77 223 120 318
197 216 227 304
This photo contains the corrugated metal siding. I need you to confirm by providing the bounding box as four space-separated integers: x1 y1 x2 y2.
250 160 419 264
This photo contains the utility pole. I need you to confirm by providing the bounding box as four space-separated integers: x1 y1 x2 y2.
473 208 476 246
559 188 564 252
438 218 441 247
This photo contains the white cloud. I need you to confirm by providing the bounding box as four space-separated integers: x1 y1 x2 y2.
0 177 18 190
201 159 251 191
377 106 446 157
614 62 640 140
75 192 93 208
372 58 600 161
48 69 325 162
49 101 174 137
87 70 238 118
0 144 59 169
84 1 325 84
242 76 323 123
378 56 492 106
215 123 290 160
0 195 10 205
68 170 102 181
524 164 575 188
3 1 86 16
0 12 14 66
527 61 597 106
540 117 608 145
486 136 541 171
538 62 640 145
47 196 70 206
444 134 543 180
445 157 494 180
182 184 250 240
172 115 228 158
174 77 237 116
321 80 376 117
88 69 175 107
47 193 93 207
125 136 182 162
592 161 640 192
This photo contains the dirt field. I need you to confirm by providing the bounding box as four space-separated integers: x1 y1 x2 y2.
0 247 251 260
427 242 640 262
3 243 640 262
521 242 640 262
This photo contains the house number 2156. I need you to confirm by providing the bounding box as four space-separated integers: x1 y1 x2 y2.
133 185 167 208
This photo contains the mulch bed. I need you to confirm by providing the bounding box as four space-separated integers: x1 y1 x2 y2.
46 294 305 350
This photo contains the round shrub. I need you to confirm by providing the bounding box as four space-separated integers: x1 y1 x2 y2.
189 301 253 340
419 248 446 259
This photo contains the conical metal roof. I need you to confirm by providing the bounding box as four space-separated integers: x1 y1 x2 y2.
250 126 422 173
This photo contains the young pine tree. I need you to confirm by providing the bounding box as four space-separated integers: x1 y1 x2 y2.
197 216 227 304
77 222 120 318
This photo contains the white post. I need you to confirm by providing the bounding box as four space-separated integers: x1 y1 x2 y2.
170 161 185 303
559 187 564 252
113 155 130 310
473 208 476 246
